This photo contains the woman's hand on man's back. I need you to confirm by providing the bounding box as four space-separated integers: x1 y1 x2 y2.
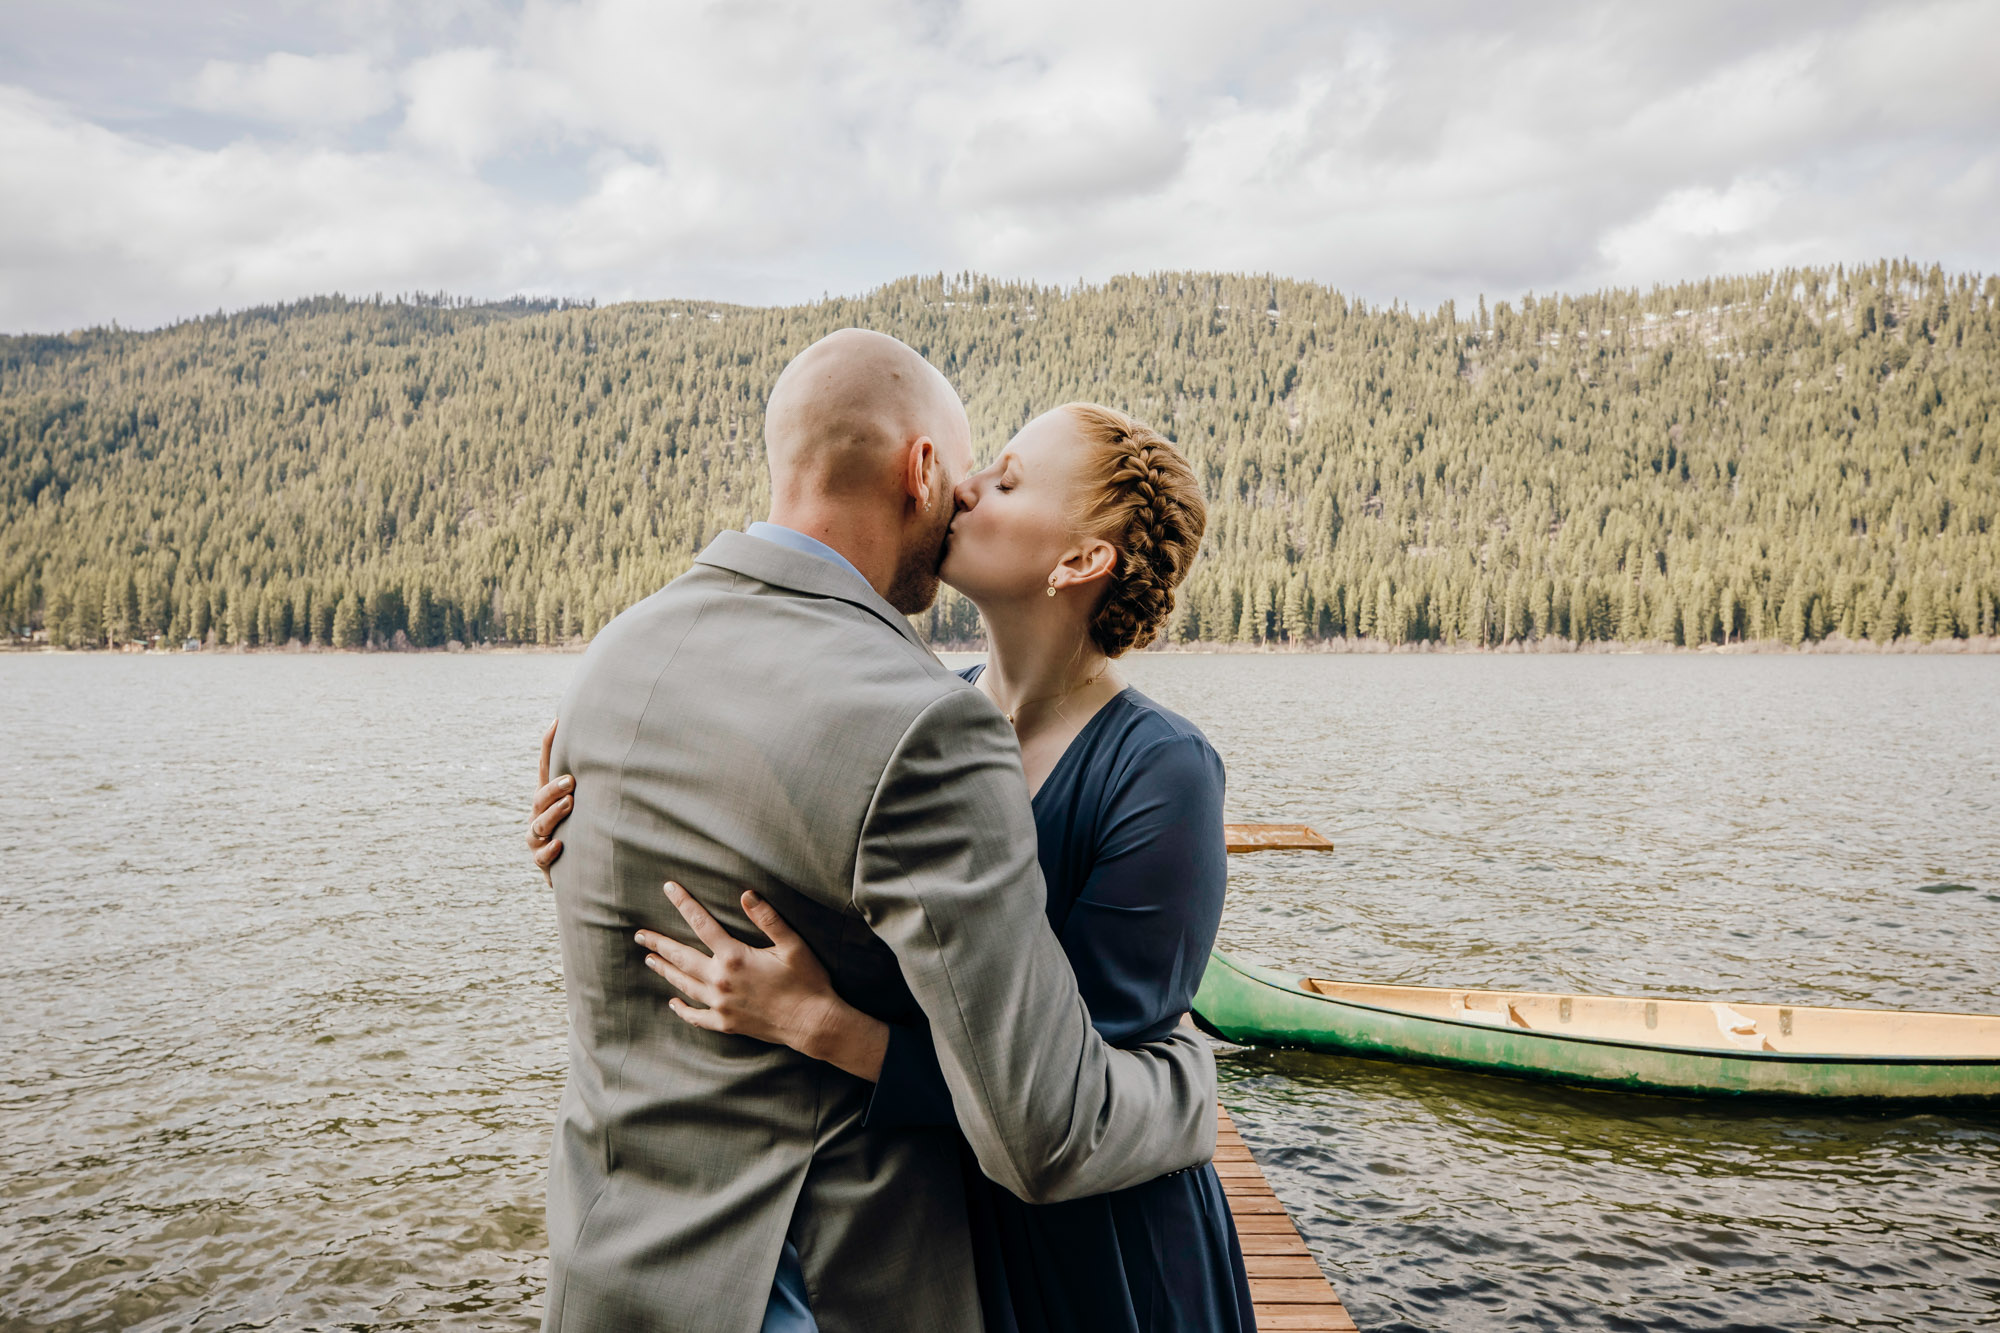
529 718 572 884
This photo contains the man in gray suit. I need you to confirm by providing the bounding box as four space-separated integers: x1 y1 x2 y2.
542 329 1216 1333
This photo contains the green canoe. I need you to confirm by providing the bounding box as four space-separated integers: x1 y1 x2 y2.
1191 951 2000 1103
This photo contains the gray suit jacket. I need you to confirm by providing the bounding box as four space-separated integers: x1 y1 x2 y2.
541 530 1217 1333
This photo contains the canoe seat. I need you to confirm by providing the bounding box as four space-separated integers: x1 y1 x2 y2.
1710 1003 1771 1051
1451 993 1531 1029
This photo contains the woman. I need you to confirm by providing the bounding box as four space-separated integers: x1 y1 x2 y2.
529 403 1253 1332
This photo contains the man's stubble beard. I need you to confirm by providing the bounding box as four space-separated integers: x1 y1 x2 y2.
884 494 956 615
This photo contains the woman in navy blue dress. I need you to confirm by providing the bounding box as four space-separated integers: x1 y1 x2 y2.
531 402 1253 1332
868 660 1248 1333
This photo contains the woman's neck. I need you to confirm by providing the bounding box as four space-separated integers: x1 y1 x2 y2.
974 594 1122 739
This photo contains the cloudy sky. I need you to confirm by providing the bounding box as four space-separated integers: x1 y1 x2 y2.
3 0 1996 333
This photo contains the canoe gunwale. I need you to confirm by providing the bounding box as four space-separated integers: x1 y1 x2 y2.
1214 957 2000 1069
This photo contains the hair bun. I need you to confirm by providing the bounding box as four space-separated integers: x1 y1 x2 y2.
1063 404 1208 657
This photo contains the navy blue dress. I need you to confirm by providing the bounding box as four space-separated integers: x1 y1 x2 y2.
867 668 1255 1333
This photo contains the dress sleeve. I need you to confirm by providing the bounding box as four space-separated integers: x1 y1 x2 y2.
1060 733 1229 1048
863 1022 957 1129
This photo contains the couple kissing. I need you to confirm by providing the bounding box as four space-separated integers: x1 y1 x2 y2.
525 328 1252 1332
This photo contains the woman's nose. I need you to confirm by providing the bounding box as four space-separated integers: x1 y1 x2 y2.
952 474 979 510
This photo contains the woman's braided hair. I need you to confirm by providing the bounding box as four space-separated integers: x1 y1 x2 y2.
1065 404 1207 657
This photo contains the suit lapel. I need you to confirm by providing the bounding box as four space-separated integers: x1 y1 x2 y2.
695 529 932 652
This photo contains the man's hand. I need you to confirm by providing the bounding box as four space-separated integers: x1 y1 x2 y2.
528 719 572 885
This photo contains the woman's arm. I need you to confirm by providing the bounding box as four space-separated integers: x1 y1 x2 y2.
865 1024 958 1128
637 883 891 1082
1060 733 1230 1046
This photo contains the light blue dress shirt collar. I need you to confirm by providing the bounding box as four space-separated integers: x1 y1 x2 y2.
745 521 872 596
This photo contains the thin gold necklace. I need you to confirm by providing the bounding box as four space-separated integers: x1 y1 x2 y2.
1000 667 1108 727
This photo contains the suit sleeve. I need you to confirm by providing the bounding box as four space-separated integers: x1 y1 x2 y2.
869 736 1227 1124
852 685 1216 1204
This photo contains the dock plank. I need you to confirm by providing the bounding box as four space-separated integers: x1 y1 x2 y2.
1224 823 1336 853
1264 1304 1360 1328
1245 1257 1331 1279
1233 1212 1306 1234
1216 1104 1357 1332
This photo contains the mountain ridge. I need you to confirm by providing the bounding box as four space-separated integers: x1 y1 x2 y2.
3 262 1995 650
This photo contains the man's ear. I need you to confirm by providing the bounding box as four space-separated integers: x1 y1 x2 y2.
1053 539 1119 591
904 436 939 510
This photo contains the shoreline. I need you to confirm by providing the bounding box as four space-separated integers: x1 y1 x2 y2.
8 635 1999 657
1142 634 2000 656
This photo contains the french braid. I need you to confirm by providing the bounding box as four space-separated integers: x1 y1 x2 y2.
1065 404 1207 657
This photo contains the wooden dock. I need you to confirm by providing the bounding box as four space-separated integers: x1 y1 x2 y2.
1217 822 1353 1328
1224 823 1336 853
1218 1104 1357 1332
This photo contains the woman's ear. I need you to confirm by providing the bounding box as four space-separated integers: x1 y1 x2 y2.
1053 539 1118 591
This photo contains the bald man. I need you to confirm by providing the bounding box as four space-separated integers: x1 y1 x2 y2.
539 330 1216 1333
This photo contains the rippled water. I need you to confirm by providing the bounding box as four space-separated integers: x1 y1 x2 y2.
1138 653 2000 1333
3 652 1997 1331
3 654 567 1331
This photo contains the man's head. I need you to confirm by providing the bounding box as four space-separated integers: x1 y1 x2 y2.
764 329 972 613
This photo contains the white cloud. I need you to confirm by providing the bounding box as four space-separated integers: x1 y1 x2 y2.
1596 178 1809 289
0 86 512 331
399 46 583 165
942 68 1188 210
184 50 395 128
3 0 1998 332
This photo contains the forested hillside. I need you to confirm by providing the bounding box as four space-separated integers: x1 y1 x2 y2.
3 261 1997 651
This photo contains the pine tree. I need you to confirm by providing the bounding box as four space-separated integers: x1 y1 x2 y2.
1780 580 1808 646
4 265 1996 653
331 593 362 649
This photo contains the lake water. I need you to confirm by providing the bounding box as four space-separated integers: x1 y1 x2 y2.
2 652 1996 1331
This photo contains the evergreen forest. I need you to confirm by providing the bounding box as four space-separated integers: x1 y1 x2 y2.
2 260 1996 652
